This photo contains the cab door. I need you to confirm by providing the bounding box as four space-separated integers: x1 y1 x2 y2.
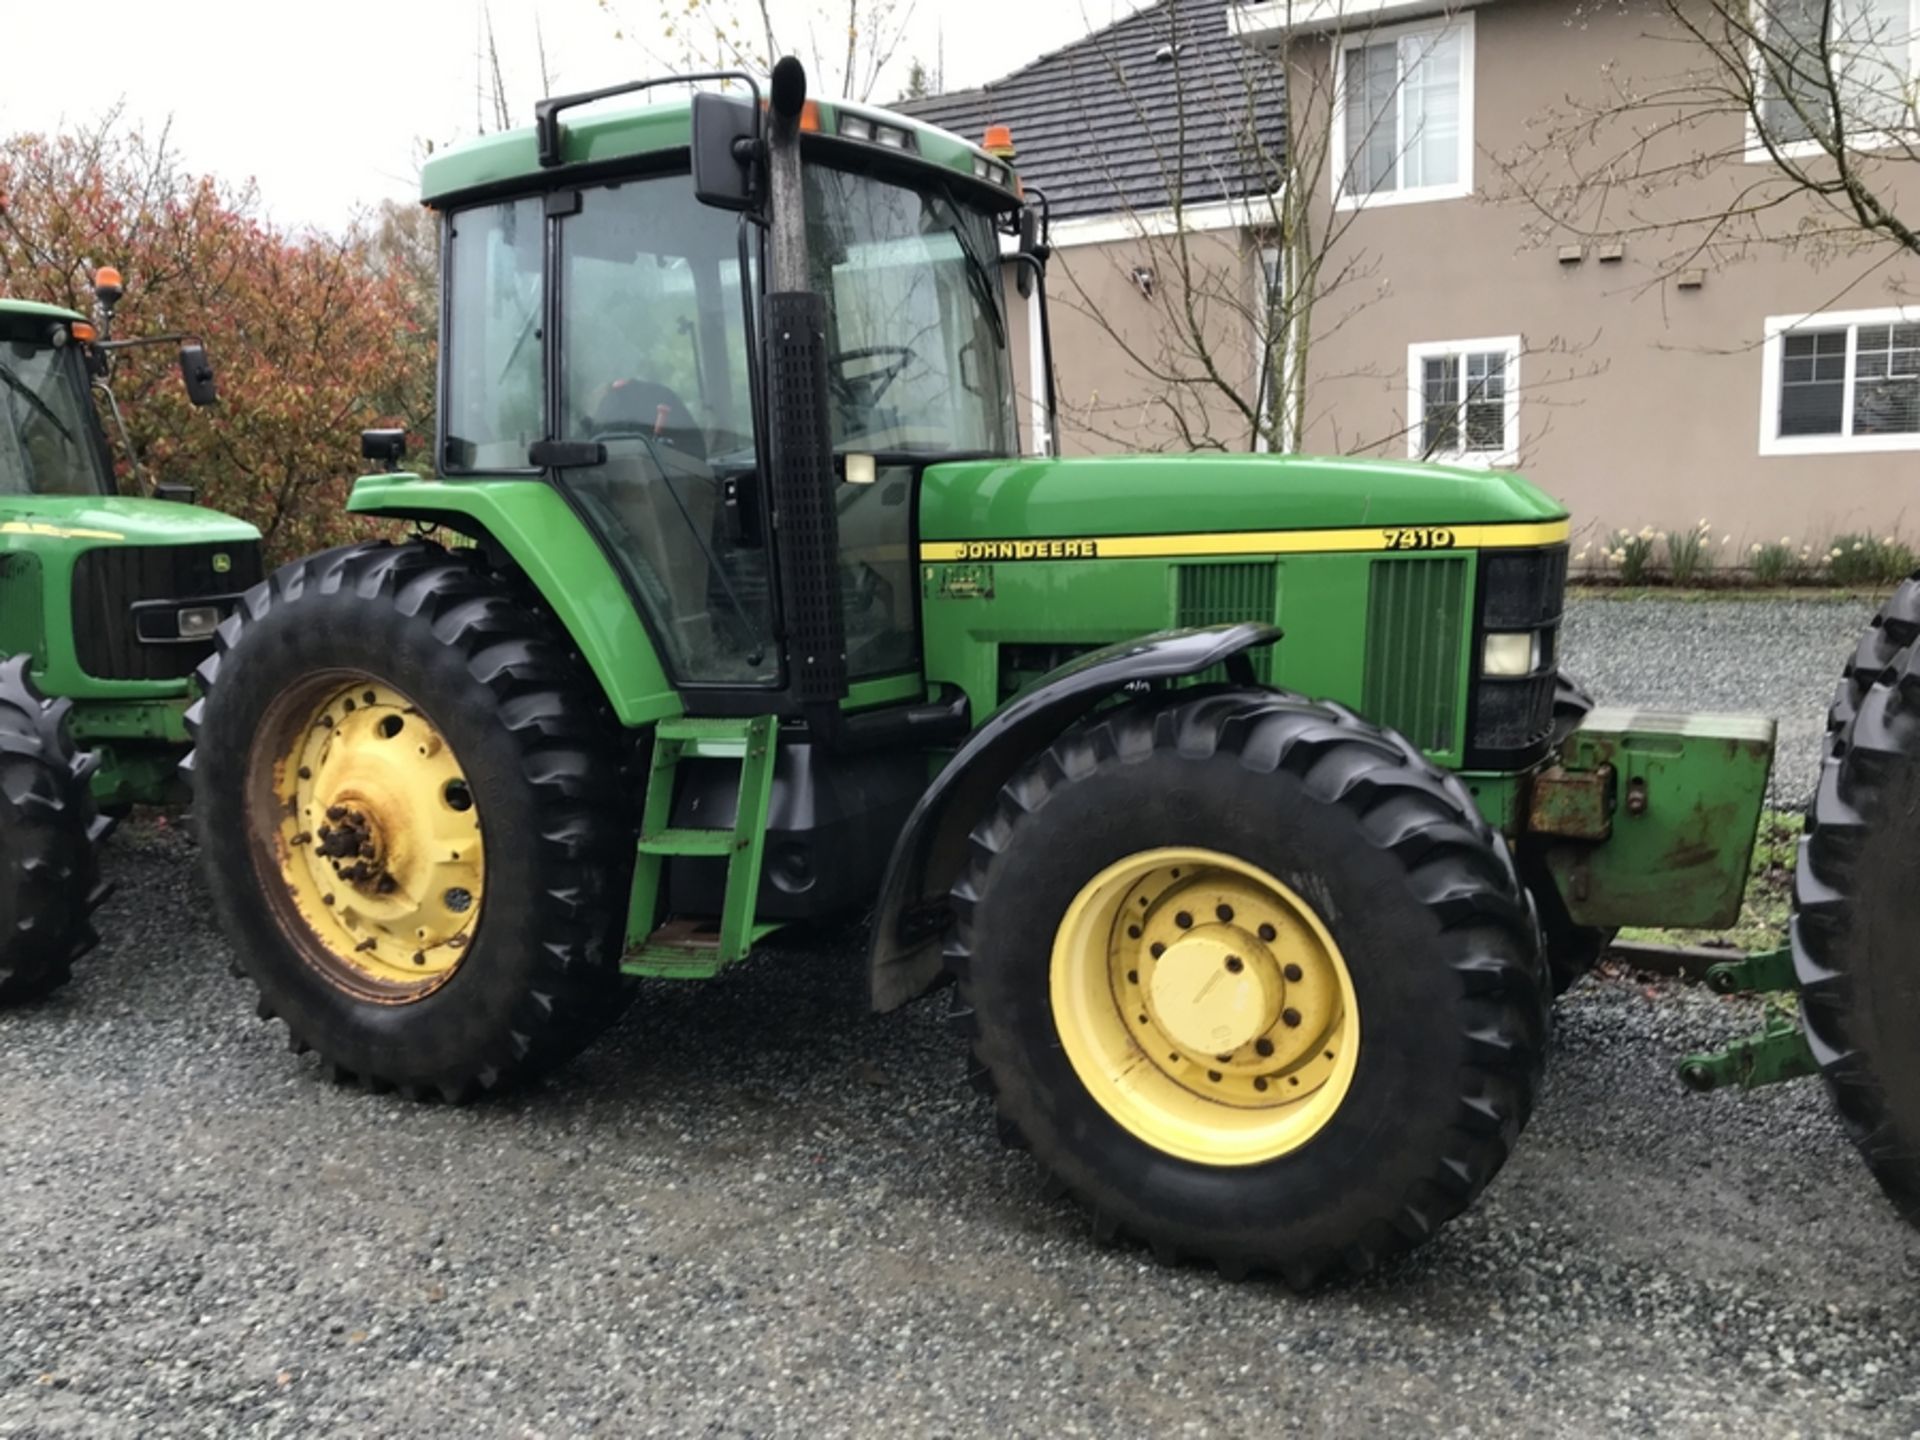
551 171 779 689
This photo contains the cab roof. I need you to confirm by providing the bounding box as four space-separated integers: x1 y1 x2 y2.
419 92 1019 209
0 298 84 324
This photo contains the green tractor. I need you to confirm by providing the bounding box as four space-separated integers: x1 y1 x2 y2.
187 62 1775 1285
0 277 263 1000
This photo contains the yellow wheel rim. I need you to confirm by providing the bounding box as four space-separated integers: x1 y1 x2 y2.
251 674 485 1001
1050 847 1360 1166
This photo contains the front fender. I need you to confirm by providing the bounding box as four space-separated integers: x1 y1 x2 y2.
867 622 1282 1012
348 474 680 725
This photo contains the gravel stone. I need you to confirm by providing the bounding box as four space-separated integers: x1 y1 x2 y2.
1560 594 1877 809
0 595 1904 1432
5 815 1920 1436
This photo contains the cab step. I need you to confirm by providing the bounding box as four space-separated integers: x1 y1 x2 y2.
621 714 778 979
623 917 785 980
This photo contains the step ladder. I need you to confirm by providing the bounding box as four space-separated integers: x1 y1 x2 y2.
622 714 780 979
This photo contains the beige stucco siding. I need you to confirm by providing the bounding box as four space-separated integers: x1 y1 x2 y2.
1285 0 1920 553
1010 229 1266 455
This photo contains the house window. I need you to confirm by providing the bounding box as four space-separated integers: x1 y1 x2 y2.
1407 337 1520 466
1755 0 1914 150
1761 307 1920 453
1333 15 1474 209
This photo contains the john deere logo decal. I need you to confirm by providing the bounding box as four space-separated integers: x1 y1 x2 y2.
212 553 232 574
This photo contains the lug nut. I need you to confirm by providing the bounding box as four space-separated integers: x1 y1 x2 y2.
322 894 335 907
1175 911 1193 929
1216 903 1234 922
1255 1038 1274 1057
1282 1008 1301 1028
1149 943 1165 959
1258 923 1277 942
1225 956 1244 973
1284 963 1304 982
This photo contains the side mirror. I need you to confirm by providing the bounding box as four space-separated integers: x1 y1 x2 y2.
178 344 218 407
153 480 198 506
1013 207 1044 298
361 429 408 467
691 92 759 212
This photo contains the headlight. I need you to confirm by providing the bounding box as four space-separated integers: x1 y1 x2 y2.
1481 630 1539 677
176 605 222 639
839 115 873 142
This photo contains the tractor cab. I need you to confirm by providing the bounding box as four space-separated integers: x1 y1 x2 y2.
0 302 116 499
412 71 1033 714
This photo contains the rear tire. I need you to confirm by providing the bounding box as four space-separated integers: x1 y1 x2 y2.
949 689 1546 1287
1795 574 1920 1223
0 655 112 1004
187 541 635 1100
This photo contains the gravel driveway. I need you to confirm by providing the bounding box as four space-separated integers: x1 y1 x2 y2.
1560 593 1880 808
4 595 1917 1438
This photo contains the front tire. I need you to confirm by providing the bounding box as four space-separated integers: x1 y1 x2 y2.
0 656 112 1004
949 690 1546 1286
187 542 635 1100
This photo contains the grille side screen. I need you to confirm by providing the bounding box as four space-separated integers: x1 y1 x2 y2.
0 553 47 668
1363 555 1468 755
1174 561 1278 683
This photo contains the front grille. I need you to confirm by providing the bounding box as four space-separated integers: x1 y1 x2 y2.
0 553 47 668
70 541 264 681
1175 561 1277 682
1364 555 1469 754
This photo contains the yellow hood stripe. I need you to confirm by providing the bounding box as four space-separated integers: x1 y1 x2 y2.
0 519 126 542
919 519 1570 563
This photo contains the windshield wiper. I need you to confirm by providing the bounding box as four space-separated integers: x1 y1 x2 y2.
936 186 1006 349
0 361 76 446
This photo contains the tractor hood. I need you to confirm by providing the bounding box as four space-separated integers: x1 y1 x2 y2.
918 454 1566 544
0 494 261 549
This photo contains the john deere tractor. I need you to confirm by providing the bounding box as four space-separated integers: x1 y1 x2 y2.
0 279 262 1001
188 62 1775 1285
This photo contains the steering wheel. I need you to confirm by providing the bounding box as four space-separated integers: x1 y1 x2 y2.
828 345 918 409
589 377 707 462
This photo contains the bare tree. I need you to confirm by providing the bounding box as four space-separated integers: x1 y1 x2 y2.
601 0 920 101
1493 0 1920 285
1045 2 1598 462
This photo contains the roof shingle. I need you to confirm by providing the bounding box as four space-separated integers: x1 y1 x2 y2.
898 0 1287 221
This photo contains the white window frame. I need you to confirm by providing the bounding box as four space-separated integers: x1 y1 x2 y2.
1406 335 1520 467
1743 0 1920 162
1330 12 1476 211
1759 305 1920 454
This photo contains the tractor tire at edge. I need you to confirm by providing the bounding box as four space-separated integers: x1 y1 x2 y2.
0 654 114 1004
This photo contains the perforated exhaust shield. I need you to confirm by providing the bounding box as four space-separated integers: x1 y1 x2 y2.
764 290 848 704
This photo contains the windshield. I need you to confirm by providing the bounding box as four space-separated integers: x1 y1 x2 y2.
802 167 1016 456
0 339 109 497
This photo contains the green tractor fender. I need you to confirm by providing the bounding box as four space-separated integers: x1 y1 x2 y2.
346 474 682 725
868 621 1282 1012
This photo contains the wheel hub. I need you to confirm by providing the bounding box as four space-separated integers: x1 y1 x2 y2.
1146 931 1278 1055
1050 847 1361 1166
265 677 485 996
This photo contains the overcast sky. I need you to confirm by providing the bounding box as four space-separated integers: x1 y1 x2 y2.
2 0 1142 232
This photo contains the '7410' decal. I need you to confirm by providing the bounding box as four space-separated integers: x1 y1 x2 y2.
1381 527 1458 551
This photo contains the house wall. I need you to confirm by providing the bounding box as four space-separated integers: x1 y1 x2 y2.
1284 0 1920 556
1009 228 1267 456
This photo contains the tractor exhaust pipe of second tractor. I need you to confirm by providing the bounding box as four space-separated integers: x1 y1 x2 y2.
761 56 851 729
